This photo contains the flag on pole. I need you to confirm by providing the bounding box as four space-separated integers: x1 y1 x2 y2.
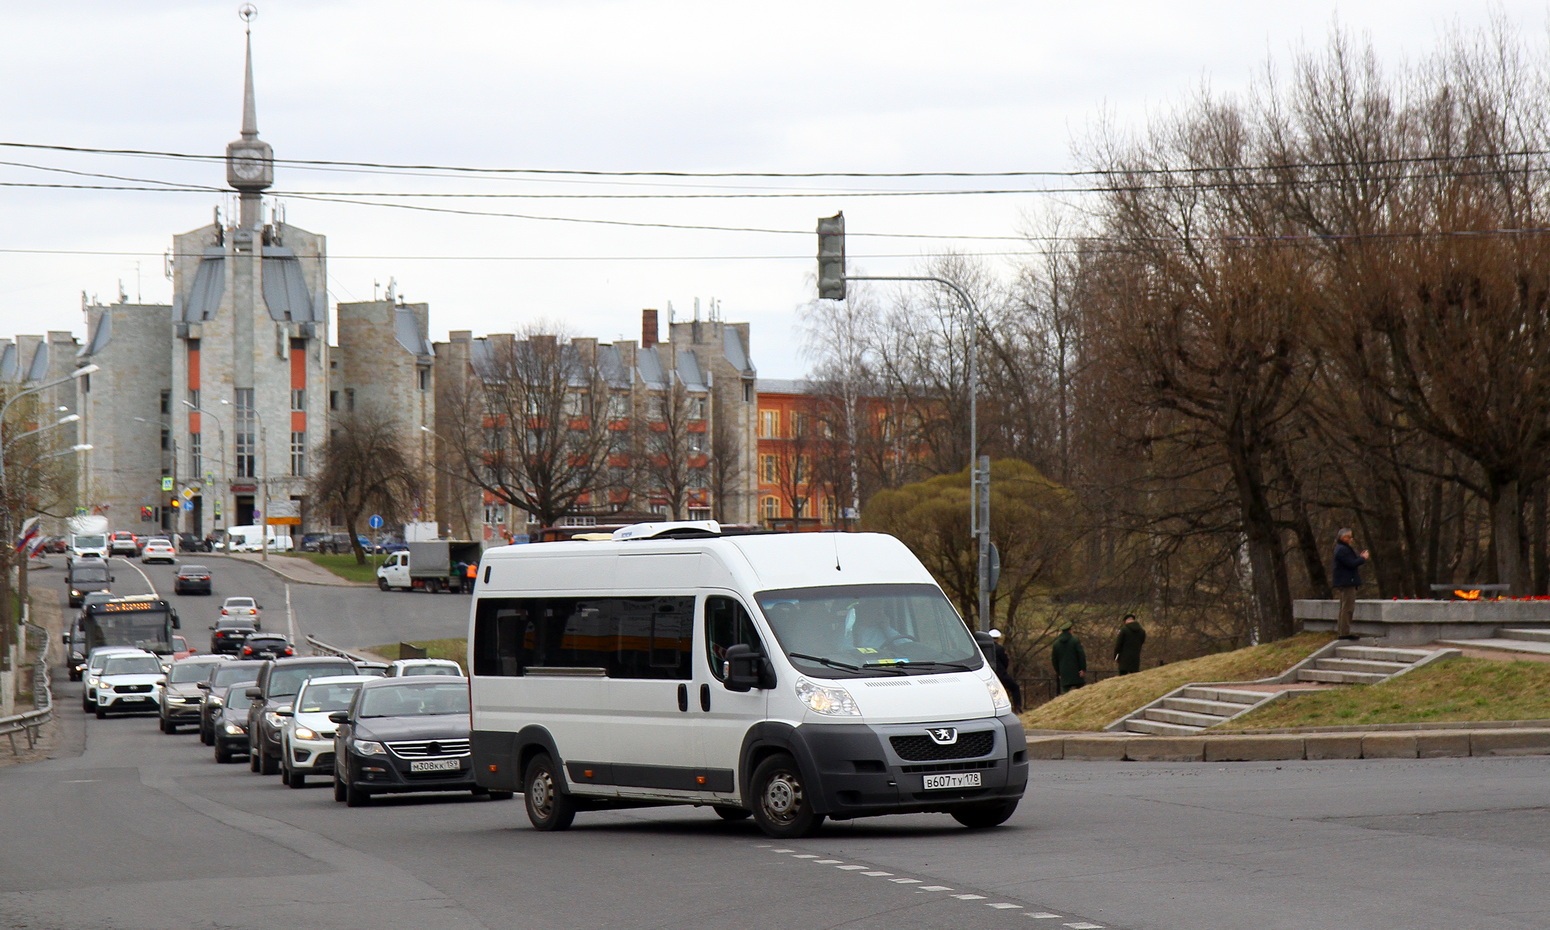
15 516 41 553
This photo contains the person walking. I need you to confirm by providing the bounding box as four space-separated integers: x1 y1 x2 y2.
1114 614 1146 675
1050 621 1087 695
987 629 1023 713
1331 527 1369 640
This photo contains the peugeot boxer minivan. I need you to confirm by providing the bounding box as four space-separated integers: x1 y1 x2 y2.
467 522 1026 838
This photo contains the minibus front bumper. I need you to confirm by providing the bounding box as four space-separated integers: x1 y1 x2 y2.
766 713 1028 819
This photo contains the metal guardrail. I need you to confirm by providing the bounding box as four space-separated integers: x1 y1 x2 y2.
2 622 53 756
303 633 379 666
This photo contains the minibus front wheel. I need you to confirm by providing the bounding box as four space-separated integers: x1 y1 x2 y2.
523 753 576 831
750 753 824 839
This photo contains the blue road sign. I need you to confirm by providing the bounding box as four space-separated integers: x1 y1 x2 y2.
368 514 384 529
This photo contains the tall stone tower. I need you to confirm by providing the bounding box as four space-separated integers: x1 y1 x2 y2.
166 18 328 535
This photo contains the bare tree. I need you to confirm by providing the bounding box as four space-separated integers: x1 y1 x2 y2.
706 391 744 523
634 378 706 521
310 404 421 564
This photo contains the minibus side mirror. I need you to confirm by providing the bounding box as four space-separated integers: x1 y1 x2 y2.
723 644 775 692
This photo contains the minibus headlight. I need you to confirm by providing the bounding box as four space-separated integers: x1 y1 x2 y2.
796 677 860 716
986 676 1012 712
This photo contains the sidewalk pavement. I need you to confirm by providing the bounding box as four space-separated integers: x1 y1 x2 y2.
219 552 370 587
1027 721 1550 762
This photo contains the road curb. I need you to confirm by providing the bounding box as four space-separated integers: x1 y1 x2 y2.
1026 727 1550 762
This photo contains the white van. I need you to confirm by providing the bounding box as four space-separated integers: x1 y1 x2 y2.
223 525 293 553
467 522 1026 838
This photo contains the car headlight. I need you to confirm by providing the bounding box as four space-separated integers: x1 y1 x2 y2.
986 676 1012 713
352 739 386 756
264 712 285 729
223 722 246 735
70 590 81 597
100 683 115 693
795 677 860 716
294 726 319 742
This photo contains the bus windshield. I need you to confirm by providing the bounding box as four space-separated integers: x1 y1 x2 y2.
755 583 984 679
84 604 175 654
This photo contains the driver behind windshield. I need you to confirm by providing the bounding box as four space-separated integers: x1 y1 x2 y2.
850 602 903 651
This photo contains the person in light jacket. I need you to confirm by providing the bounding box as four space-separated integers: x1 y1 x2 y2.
1331 528 1369 640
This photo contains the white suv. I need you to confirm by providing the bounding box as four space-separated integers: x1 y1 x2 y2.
384 658 463 677
278 675 372 788
93 651 166 718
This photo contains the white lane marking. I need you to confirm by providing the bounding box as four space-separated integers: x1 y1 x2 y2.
813 859 843 865
987 903 1023 909
1064 924 1105 929
771 848 794 853
791 854 819 859
1027 914 1063 920
952 893 987 900
116 555 158 596
861 871 893 877
890 878 922 884
286 583 297 642
918 886 953 892
62 779 98 784
836 865 868 871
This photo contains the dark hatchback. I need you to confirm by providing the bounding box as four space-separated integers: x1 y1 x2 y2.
240 633 294 661
331 677 505 806
213 680 258 763
209 617 258 654
199 661 266 744
247 656 359 776
174 564 213 595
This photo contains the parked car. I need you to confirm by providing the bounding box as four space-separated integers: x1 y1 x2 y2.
93 651 165 718
330 676 497 806
176 532 212 553
173 564 213 595
66 561 113 608
323 533 371 555
199 662 266 745
298 533 328 553
80 646 146 711
245 656 358 776
213 680 258 764
220 596 261 622
158 655 228 733
277 675 371 788
384 658 463 677
141 537 177 564
239 633 294 661
209 617 259 655
108 531 139 558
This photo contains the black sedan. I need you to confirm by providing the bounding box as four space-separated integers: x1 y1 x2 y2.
239 633 294 661
174 564 213 595
209 618 258 655
331 677 508 806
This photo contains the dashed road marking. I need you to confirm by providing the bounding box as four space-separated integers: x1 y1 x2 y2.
1064 923 1105 929
953 893 987 900
861 871 893 877
890 878 922 884
918 885 953 892
791 854 819 859
836 865 867 871
771 848 794 853
814 859 843 864
987 903 1022 909
1028 914 1063 919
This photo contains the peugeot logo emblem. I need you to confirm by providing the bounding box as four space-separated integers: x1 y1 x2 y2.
926 727 958 745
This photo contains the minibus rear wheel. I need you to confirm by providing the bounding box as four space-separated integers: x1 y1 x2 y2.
524 753 576 831
750 753 824 839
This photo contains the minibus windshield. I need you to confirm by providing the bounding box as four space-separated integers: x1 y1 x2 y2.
755 583 984 678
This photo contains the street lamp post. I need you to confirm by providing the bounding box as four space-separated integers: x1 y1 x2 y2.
10 441 91 639
183 400 228 539
0 363 97 677
134 417 178 536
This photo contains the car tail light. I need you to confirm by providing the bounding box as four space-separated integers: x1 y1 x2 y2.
242 646 252 656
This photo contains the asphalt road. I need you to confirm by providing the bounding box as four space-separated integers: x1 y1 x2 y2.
8 561 1550 929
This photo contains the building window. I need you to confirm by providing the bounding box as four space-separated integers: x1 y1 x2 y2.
692 396 707 419
346 389 356 412
188 387 200 410
418 368 430 391
329 390 339 411
291 389 305 411
290 431 306 477
760 454 777 484
823 496 838 525
234 388 255 478
793 455 807 484
608 392 631 421
189 432 202 480
760 409 779 438
688 507 711 521
761 496 780 523
160 390 171 416
484 504 506 525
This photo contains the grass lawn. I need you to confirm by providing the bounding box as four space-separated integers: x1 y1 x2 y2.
1020 633 1335 732
369 638 468 672
1222 655 1550 729
276 551 383 585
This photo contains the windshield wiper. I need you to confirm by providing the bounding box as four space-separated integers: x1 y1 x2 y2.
877 660 978 672
787 652 907 675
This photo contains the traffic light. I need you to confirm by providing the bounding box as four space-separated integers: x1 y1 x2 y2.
817 212 846 300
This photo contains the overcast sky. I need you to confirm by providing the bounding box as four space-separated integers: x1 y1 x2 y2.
1 1 1544 378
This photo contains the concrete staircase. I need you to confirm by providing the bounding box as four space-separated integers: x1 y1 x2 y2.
1109 642 1456 736
1439 627 1550 657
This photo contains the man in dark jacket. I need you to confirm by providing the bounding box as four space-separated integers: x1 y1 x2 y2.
1114 614 1146 675
1050 621 1087 695
987 629 1023 712
1331 528 1369 640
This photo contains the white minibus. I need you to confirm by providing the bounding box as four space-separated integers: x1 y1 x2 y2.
467 522 1027 838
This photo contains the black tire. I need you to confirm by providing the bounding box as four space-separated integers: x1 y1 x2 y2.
345 776 370 807
713 805 752 822
201 724 213 746
215 744 233 764
950 800 1019 829
377 577 390 591
285 765 305 789
249 743 261 772
159 715 170 733
94 707 105 719
259 743 280 776
487 790 514 801
425 578 441 594
334 771 348 803
523 753 576 831
749 753 823 839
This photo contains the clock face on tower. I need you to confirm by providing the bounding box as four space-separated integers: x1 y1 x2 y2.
231 147 267 180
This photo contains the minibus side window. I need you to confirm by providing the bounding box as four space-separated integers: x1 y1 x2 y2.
613 597 694 680
705 596 763 682
472 598 532 677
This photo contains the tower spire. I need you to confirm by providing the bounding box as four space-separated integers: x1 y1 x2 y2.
226 4 273 227
241 12 259 140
